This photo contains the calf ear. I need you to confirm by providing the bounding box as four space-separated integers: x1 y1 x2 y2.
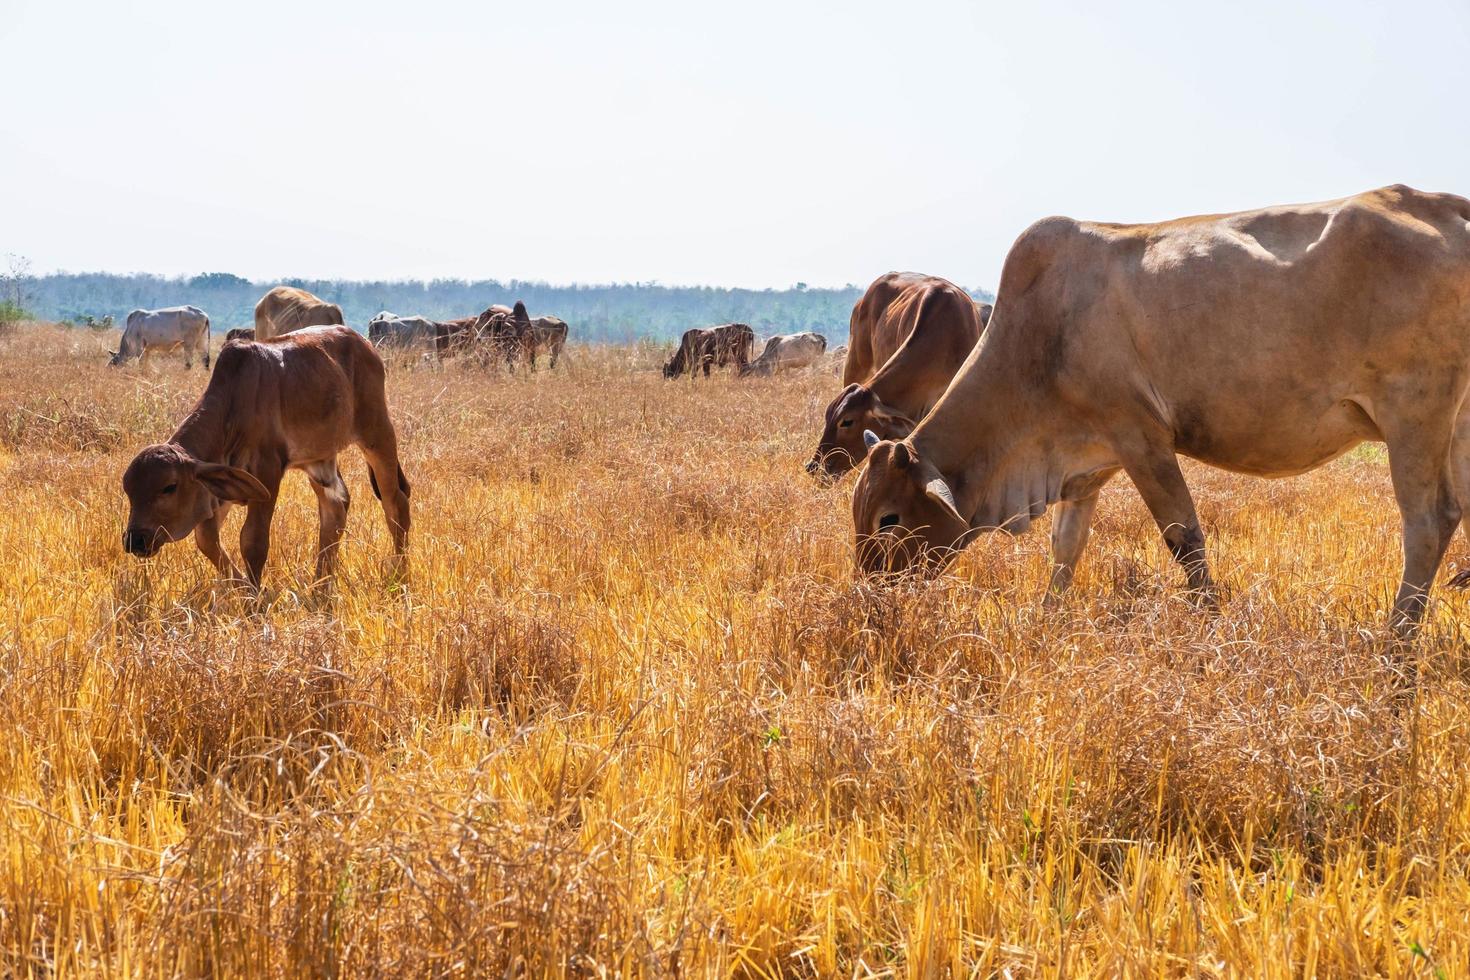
193 462 271 503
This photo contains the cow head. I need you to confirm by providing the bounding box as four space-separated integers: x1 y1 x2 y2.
851 433 971 575
121 444 270 558
806 384 917 482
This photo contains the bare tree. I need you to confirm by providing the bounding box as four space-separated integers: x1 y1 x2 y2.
1 253 34 312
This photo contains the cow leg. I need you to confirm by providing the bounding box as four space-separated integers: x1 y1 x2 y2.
1446 413 1470 588
239 498 279 591
1120 448 1215 602
550 345 560 369
358 429 411 580
307 461 351 587
193 504 242 583
1385 434 1461 636
1048 490 1103 594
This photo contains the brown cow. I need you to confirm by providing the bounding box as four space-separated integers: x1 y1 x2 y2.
224 327 255 343
254 286 345 340
662 323 755 378
852 185 1470 635
807 273 984 481
471 302 533 369
121 326 411 589
433 316 479 356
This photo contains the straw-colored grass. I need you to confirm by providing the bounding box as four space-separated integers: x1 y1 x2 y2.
2 322 1469 976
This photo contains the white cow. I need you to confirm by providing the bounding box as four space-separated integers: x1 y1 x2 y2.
368 311 439 350
740 332 828 376
109 306 210 369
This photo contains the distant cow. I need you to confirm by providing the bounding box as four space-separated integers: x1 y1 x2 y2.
807 272 985 481
433 316 480 356
254 286 344 340
472 301 533 369
368 311 439 350
829 345 849 376
526 315 569 369
120 326 411 590
224 328 255 343
740 332 828 376
663 323 755 378
109 306 210 369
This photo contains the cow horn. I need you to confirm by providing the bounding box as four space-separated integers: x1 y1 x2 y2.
862 429 881 451
924 477 965 524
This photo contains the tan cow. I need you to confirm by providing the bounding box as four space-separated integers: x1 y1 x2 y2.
121 326 411 589
740 332 828 376
527 315 569 369
253 286 345 340
807 273 984 481
852 185 1470 634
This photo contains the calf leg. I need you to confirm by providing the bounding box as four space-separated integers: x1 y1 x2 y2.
307 461 351 586
239 497 279 590
193 503 241 582
1120 448 1215 601
1386 437 1461 635
358 427 411 578
1049 490 1103 594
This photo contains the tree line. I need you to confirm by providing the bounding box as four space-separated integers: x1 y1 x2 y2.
23 271 995 344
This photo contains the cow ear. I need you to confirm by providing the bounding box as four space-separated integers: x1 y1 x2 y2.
871 403 917 429
193 462 271 503
862 429 881 452
924 477 964 524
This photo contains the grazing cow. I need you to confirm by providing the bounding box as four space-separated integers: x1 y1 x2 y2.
740 332 828 376
120 326 411 589
368 311 439 350
662 323 755 378
109 306 211 369
852 185 1470 635
526 315 569 369
224 328 255 343
472 302 532 369
254 286 344 340
433 316 480 356
807 273 984 481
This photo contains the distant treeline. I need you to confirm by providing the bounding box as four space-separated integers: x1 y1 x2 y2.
26 272 995 345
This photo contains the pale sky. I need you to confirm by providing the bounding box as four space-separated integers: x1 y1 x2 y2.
3 0 1467 289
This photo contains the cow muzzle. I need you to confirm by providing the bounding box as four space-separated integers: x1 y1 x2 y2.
122 527 161 558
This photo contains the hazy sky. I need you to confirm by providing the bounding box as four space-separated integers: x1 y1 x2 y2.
3 0 1467 289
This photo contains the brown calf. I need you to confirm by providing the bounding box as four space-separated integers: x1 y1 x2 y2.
121 326 411 589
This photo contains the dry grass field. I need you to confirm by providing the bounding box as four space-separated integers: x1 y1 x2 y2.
4 321 1470 976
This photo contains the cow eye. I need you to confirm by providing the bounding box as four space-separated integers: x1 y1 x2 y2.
878 514 900 530
838 419 853 428
160 483 177 496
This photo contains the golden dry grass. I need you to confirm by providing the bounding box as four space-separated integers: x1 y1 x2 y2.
3 322 1470 976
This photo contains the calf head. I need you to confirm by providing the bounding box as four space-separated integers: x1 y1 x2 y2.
121 444 270 557
806 384 917 482
852 433 971 575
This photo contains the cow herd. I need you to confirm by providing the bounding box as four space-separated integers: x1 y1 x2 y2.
114 184 1470 642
